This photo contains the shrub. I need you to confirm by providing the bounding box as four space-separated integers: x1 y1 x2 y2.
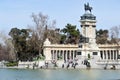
5 61 18 67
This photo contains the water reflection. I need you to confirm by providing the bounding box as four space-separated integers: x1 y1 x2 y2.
0 69 120 80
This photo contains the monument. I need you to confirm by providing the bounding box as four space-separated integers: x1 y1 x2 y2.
77 3 100 67
42 3 120 69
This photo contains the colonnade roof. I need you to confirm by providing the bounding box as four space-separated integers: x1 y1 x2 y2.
44 44 78 48
98 44 120 48
44 43 120 49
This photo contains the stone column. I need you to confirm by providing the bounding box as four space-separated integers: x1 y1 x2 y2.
104 51 106 60
108 50 110 60
111 50 113 60
109 50 111 60
118 50 120 59
68 51 70 60
57 50 59 60
55 51 57 60
106 50 108 60
115 50 117 60
69 50 70 59
102 51 104 60
63 51 65 61
66 51 67 61
105 51 107 60
53 51 54 60
52 50 54 60
51 51 53 60
103 51 104 60
64 51 67 61
74 51 76 58
54 51 56 60
61 50 64 60
71 51 73 60
57 50 59 58
114 50 116 60
72 51 74 60
117 50 119 59
101 51 103 60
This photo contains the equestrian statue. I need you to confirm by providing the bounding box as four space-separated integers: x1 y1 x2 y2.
84 3 92 13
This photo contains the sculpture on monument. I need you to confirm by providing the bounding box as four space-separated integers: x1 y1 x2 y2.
84 3 92 13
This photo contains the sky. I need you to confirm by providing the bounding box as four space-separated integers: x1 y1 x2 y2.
0 0 120 34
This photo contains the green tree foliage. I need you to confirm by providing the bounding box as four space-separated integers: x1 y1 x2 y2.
9 28 32 61
61 23 80 44
96 29 109 44
8 13 61 61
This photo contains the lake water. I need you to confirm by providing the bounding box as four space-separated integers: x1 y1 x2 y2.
0 69 120 80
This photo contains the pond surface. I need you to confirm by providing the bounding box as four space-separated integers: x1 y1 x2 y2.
0 69 120 80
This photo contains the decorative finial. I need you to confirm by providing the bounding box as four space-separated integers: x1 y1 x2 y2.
84 3 93 13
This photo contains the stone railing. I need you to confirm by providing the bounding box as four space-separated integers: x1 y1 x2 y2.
44 44 78 48
96 60 120 65
98 44 120 48
18 61 35 69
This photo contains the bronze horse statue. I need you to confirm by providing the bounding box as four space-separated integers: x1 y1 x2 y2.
84 3 92 13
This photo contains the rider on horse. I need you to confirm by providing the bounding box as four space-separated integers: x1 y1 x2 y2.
84 3 92 13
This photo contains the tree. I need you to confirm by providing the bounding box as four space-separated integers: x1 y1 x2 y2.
0 45 9 61
28 12 61 56
44 26 61 44
9 28 31 61
0 32 15 61
96 29 109 44
5 38 16 61
61 23 80 44
110 26 120 44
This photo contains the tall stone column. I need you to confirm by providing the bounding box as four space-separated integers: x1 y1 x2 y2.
69 50 72 59
115 50 117 60
111 50 114 60
62 51 64 60
52 50 54 60
103 51 105 60
114 50 116 60
105 51 107 60
73 51 75 60
117 50 119 59
66 51 67 61
71 51 73 60
51 52 53 60
106 51 108 60
109 50 111 60
101 51 103 60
